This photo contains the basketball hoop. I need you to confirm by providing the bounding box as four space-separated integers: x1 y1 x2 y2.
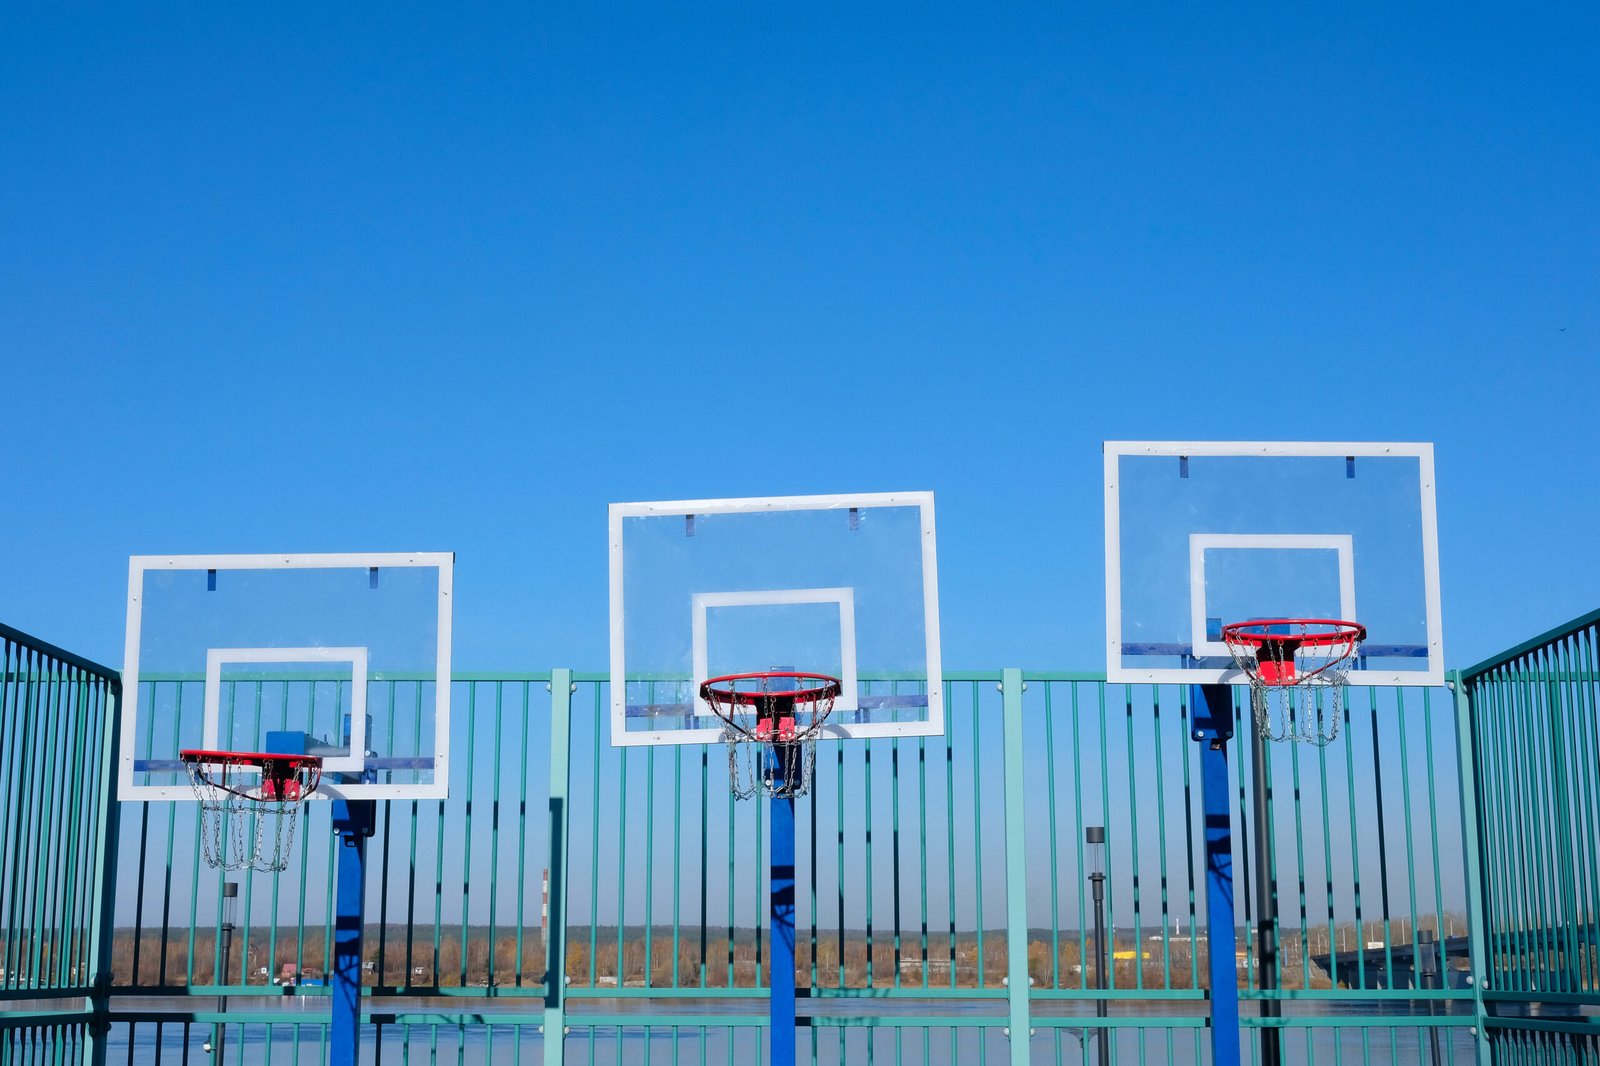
698 672 840 799
1221 620 1366 745
179 749 323 872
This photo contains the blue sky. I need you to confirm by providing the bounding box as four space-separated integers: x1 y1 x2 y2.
3 3 1597 674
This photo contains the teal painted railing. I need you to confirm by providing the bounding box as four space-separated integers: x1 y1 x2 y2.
17 601 1577 1063
93 667 1478 1064
0 623 121 1065
1460 607 1600 1063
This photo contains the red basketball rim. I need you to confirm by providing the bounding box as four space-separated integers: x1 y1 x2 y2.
180 748 322 801
179 748 323 770
1220 619 1367 649
699 671 842 705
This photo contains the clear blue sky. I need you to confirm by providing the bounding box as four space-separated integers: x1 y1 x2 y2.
4 3 1597 673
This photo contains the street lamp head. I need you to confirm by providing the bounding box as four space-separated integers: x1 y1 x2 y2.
1085 825 1106 880
222 881 239 931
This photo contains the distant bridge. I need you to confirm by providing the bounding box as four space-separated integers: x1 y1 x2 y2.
1308 935 1472 990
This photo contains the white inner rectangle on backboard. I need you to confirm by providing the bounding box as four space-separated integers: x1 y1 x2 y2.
1189 534 1355 658
692 588 860 716
204 647 368 773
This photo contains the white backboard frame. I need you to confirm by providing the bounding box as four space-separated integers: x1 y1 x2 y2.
609 492 944 747
203 647 369 773
1104 441 1443 686
691 587 861 717
119 552 454 801
1188 534 1356 658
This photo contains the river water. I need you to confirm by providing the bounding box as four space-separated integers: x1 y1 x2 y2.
106 995 1479 1064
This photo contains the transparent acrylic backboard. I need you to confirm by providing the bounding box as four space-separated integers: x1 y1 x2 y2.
119 553 454 800
1104 443 1443 686
609 493 943 746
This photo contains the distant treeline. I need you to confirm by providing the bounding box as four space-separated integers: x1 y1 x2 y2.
107 913 1464 991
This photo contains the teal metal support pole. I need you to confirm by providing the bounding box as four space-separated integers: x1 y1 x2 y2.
1450 671 1492 1066
85 680 121 1066
1193 684 1241 1066
1000 669 1030 1066
543 669 573 1066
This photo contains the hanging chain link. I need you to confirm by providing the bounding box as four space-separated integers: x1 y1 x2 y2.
185 759 318 872
1247 682 1346 746
724 735 817 800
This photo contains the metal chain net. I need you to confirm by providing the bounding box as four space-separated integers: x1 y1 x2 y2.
704 678 836 800
184 760 318 872
1243 676 1349 746
724 737 818 800
1225 626 1361 746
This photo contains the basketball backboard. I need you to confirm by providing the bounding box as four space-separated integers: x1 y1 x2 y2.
609 492 943 746
119 552 454 801
1104 442 1443 686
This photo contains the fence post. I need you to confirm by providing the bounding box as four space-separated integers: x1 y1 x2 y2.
543 669 573 1066
1000 668 1030 1066
1450 671 1491 1066
85 679 122 1066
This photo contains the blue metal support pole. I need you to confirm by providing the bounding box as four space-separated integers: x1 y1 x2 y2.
1000 668 1031 1066
330 798 375 1066
770 749 797 1066
1193 683 1241 1066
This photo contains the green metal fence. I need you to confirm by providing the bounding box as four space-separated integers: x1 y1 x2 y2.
0 623 120 1066
89 663 1479 1064
36 602 1600 1063
1459 608 1600 1063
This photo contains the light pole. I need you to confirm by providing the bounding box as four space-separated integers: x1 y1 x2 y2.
213 882 238 1059
1418 929 1442 1066
1086 826 1110 1066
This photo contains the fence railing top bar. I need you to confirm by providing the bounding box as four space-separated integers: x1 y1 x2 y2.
126 667 1465 686
575 670 1106 683
0 621 120 682
137 669 1027 684
1458 604 1600 683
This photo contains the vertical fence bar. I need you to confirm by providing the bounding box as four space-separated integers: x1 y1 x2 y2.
943 688 957 990
644 745 655 989
1572 629 1600 987
544 669 573 1066
970 684 985 987
87 680 122 1066
487 683 504 990
1251 718 1281 1065
515 683 531 987
1000 669 1029 1066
